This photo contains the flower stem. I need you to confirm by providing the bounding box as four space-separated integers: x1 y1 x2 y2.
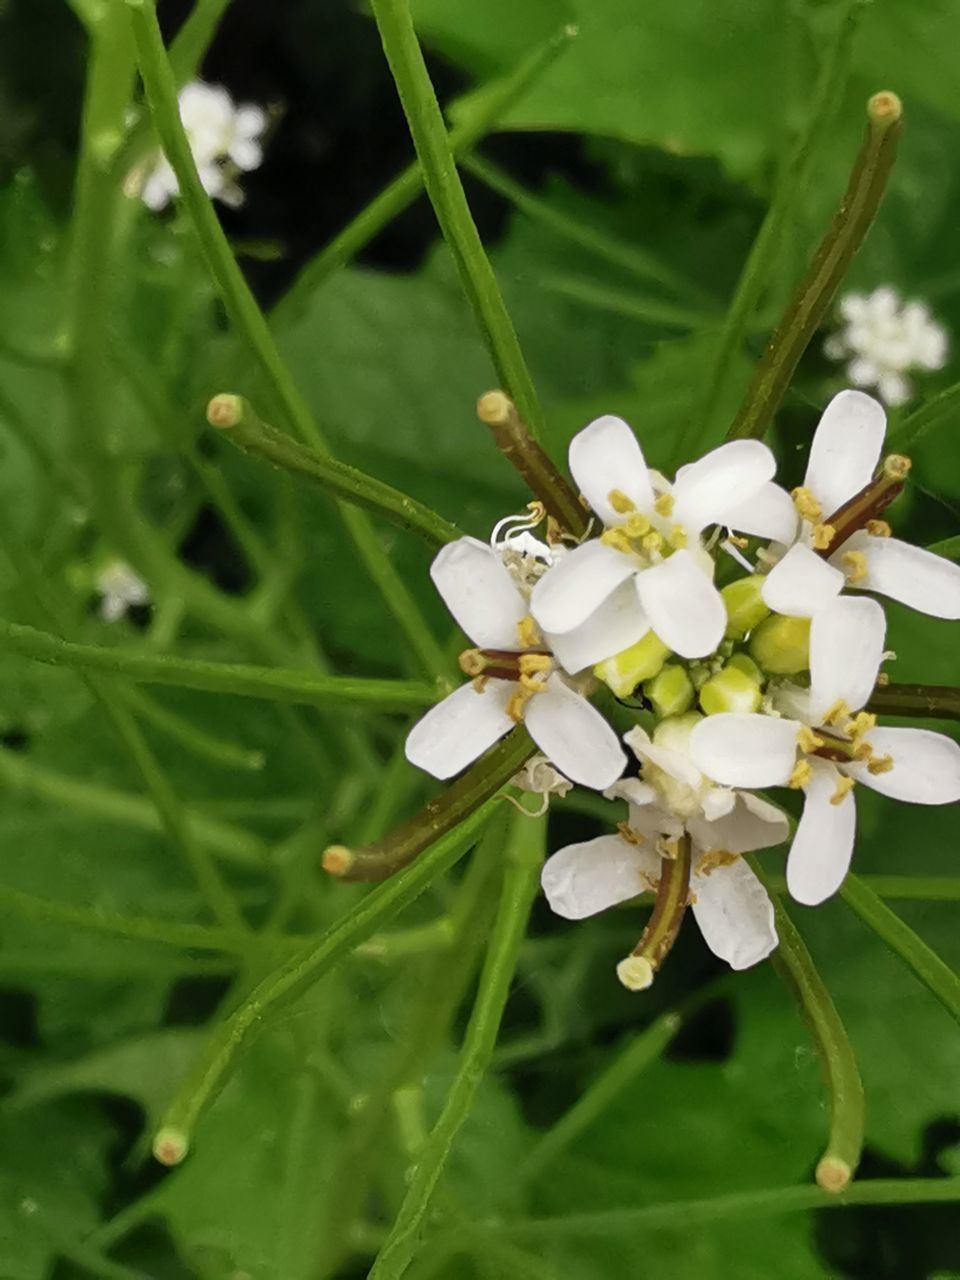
369 0 545 439
367 809 545 1280
618 834 691 991
322 727 535 882
273 25 577 325
207 394 461 547
476 391 589 538
887 379 960 451
0 616 440 711
725 90 902 443
749 857 864 1193
867 682 960 722
152 797 500 1164
772 874 960 902
841 874 960 1025
927 534 960 560
125 0 449 681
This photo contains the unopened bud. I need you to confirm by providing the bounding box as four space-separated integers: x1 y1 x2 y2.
726 652 763 685
644 664 694 719
595 632 670 698
749 614 811 675
699 665 763 715
721 575 770 640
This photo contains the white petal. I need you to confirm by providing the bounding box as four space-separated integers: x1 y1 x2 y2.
524 675 626 790
604 777 658 806
430 537 527 649
786 763 856 905
404 680 514 780
809 596 886 719
691 858 778 970
689 714 799 788
877 371 911 407
234 104 267 137
541 835 660 920
688 790 790 854
671 440 776 534
761 543 844 618
229 137 263 171
568 415 655 526
546 579 649 673
803 390 886 517
624 724 703 790
634 551 726 658
713 481 799 544
836 533 960 620
530 539 636 635
845 728 960 805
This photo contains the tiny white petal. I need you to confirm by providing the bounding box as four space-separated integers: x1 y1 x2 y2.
541 835 661 920
234 104 267 137
404 680 514 780
688 790 790 854
524 674 627 790
568 415 655 525
546 579 649 673
761 543 844 618
713 481 799 544
786 763 857 906
803 390 886 517
671 440 776 535
689 713 799 788
691 858 778 970
836 533 960 620
430 537 527 649
634 551 725 659
229 137 263 171
844 727 960 805
530 540 636 636
877 371 911 406
847 357 881 388
604 777 658 806
809 596 886 719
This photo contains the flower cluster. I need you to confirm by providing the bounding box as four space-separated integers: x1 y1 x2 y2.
137 81 267 211
825 287 948 406
405 390 960 988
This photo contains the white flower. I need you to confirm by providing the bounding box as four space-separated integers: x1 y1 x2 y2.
404 535 626 790
825 287 948 406
510 755 572 799
541 717 788 972
139 81 267 211
529 416 786 668
96 560 150 622
689 596 960 906
758 390 960 620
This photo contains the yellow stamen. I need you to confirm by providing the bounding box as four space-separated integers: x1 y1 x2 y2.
660 837 681 861
852 740 874 761
726 533 749 549
667 525 688 549
616 821 647 847
791 486 823 521
623 512 651 538
458 648 486 676
867 753 894 775
506 691 529 723
811 522 837 550
654 492 675 518
516 614 542 648
850 711 877 737
788 759 813 789
641 530 663 553
695 849 739 876
841 550 869 584
601 528 634 555
823 699 851 727
865 519 892 538
796 726 825 753
830 775 855 805
471 676 489 693
518 653 551 675
876 672 890 687
519 672 549 693
608 488 636 514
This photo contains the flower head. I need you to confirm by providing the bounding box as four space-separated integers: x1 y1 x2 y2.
825 287 948 406
96 560 150 623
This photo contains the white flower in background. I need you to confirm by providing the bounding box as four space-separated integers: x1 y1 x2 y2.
825 287 948 406
139 81 267 211
689 596 960 906
530 416 792 669
96 560 150 622
404 532 626 790
541 716 788 975
759 390 960 621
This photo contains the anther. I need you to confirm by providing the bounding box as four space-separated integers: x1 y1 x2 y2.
850 712 877 737
601 528 634 554
841 550 869 583
654 492 675 518
811 522 836 550
867 753 894 775
797 726 825 753
830 775 855 805
865 519 892 538
608 488 636 514
616 821 647 847
518 653 552 676
506 691 529 723
516 614 542 648
788 760 813 789
695 849 739 876
667 526 688 549
623 512 651 538
823 699 851 727
791 486 823 521
642 530 663 553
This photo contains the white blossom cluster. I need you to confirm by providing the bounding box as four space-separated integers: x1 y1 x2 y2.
137 81 267 211
825 287 948 406
405 390 960 987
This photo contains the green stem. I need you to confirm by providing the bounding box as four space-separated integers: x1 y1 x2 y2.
887 380 960 451
750 857 863 1193
725 91 902 443
867 682 960 722
501 1177 960 1238
0 617 439 711
273 25 577 325
152 800 499 1163
772 874 960 902
841 874 960 1024
126 0 448 680
927 534 960 560
540 274 717 331
120 686 265 772
368 810 545 1280
370 0 544 438
207 394 461 547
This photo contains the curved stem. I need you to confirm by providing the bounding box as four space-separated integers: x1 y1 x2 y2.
867 682 960 722
888 380 960 452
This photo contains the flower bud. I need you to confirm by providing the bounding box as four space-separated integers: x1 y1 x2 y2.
749 615 811 675
644 664 694 719
726 652 763 685
721 575 770 639
595 632 671 698
699 665 763 715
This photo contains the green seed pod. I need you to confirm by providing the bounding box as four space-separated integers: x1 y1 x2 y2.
595 631 671 698
749 614 811 675
644 664 695 719
721 575 770 639
699 665 763 715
